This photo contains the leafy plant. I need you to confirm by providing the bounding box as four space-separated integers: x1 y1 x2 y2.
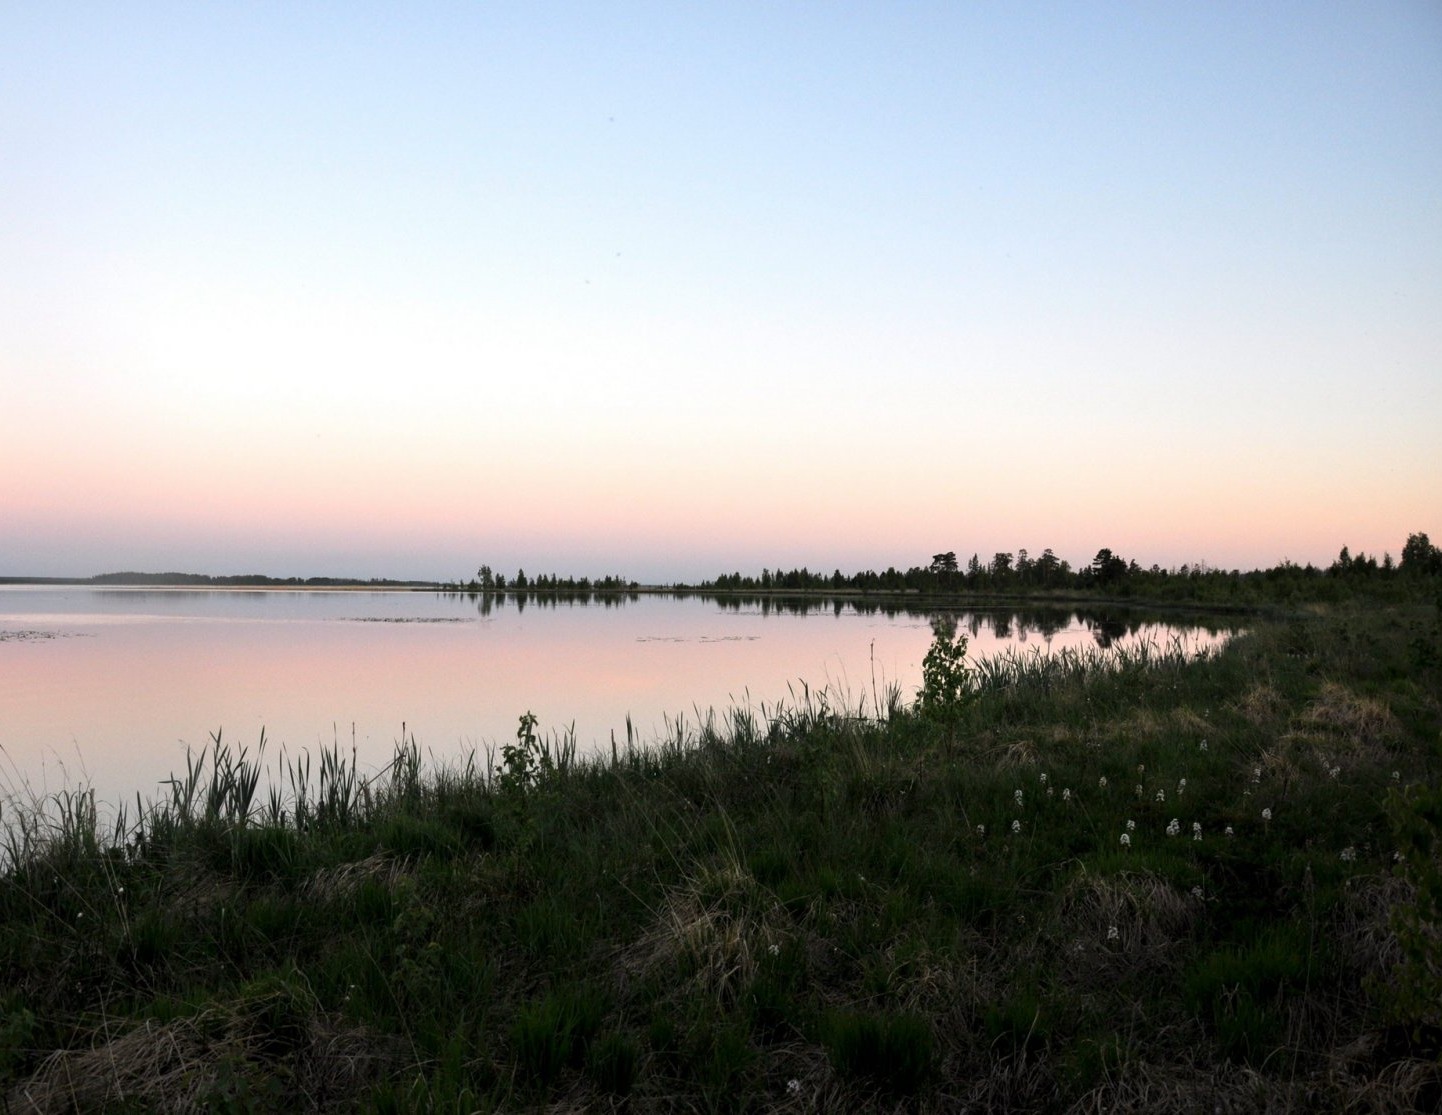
495 711 574 793
918 615 971 720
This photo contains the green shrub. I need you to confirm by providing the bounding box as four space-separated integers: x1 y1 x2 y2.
918 618 971 722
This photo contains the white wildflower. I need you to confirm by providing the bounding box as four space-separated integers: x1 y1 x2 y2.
1262 808 1272 821
1252 767 1262 782
1062 788 1072 802
1011 819 1021 834
1166 818 1181 837
1199 739 1208 752
1392 771 1400 781
976 824 985 837
1224 825 1234 837
1191 886 1204 899
787 1079 801 1095
1099 776 1108 789
1039 773 1048 785
1120 832 1131 848
1126 819 1136 832
1340 847 1356 862
1177 778 1187 795
1192 822 1202 841
1155 788 1166 803
1329 766 1340 779
1014 789 1024 807
1107 925 1120 941
768 943 780 956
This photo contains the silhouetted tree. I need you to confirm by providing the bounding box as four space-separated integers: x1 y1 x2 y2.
1035 548 1062 587
1091 548 1128 585
1402 533 1442 576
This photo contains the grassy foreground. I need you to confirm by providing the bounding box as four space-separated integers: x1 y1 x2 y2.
2 605 1440 1112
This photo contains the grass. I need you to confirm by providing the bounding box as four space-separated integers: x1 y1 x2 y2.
1 599 1439 1111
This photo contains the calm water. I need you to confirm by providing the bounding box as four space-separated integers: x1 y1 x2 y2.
1 586 1234 812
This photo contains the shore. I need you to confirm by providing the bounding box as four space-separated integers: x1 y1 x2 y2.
2 598 1438 1111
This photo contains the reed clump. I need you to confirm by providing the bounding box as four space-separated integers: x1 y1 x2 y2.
2 601 1439 1112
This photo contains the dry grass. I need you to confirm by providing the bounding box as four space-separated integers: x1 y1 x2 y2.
1295 682 1402 755
1117 707 1166 738
1233 683 1286 726
1168 707 1215 735
994 737 1042 770
6 1002 392 1113
1056 869 1200 984
1330 1054 1442 1114
301 852 410 902
1066 1057 1291 1114
1333 873 1411 981
621 859 786 1010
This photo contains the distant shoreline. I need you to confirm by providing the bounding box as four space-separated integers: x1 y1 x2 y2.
0 576 1265 617
0 574 446 590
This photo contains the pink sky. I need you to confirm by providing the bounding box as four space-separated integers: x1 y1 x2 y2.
3 5 1438 582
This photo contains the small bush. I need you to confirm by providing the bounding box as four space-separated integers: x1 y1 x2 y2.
918 618 971 722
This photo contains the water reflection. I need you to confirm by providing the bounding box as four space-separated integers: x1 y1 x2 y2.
446 588 1235 650
1 587 1240 814
451 589 641 617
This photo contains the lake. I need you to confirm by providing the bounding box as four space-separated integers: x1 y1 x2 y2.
0 586 1236 815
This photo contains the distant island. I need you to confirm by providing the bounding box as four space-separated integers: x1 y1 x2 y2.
0 572 446 589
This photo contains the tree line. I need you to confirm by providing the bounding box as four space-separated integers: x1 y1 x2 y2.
467 565 638 593
693 532 1442 603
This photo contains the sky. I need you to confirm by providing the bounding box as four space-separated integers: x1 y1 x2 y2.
2 2 1439 583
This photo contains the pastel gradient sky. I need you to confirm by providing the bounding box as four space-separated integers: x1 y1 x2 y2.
3 3 1439 582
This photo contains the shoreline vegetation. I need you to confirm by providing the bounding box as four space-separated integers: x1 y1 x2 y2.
2 541 1441 1110
4 531 1440 610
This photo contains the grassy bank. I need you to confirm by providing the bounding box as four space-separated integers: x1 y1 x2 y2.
2 603 1440 1111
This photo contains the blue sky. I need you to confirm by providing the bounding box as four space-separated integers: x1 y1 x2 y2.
2 3 1439 580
